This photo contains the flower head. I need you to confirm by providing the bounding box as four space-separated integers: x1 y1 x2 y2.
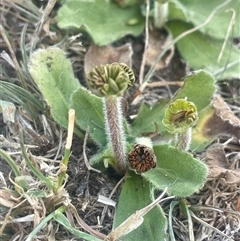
128 144 156 173
86 63 135 97
163 99 198 134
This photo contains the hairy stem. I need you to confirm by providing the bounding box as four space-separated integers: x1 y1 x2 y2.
103 96 127 174
174 128 192 151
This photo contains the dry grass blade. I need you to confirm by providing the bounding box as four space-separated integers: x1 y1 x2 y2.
83 128 101 173
190 211 235 241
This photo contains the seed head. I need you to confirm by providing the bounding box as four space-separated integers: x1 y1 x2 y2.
128 144 157 173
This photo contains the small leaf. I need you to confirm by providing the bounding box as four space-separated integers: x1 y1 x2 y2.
168 0 240 39
70 88 106 146
167 21 240 80
143 144 208 196
29 47 82 134
57 0 145 45
132 70 215 137
113 173 167 241
131 100 167 138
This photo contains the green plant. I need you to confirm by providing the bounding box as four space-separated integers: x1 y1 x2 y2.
0 108 105 240
86 63 135 174
56 0 240 80
162 98 198 150
27 47 218 240
57 0 145 45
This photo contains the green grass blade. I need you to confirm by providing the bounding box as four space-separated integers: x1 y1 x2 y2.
0 149 28 191
19 130 56 191
54 212 104 241
25 206 66 241
168 201 179 241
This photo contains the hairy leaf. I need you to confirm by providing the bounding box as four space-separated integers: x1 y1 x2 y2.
169 0 240 39
132 70 216 138
29 47 82 135
167 21 240 80
57 0 144 45
113 173 167 240
143 144 208 196
70 88 106 146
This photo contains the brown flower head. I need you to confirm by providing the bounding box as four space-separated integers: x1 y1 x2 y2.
128 144 157 173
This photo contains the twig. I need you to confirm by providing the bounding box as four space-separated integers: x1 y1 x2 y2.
218 9 236 63
0 24 27 89
30 0 57 51
190 211 235 241
69 203 106 240
83 128 101 173
146 80 184 88
100 174 126 224
139 0 150 85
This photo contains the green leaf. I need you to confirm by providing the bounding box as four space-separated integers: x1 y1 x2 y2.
29 47 82 134
169 0 240 39
57 0 145 45
131 70 215 137
167 21 240 80
173 70 215 110
131 100 167 138
54 212 103 241
114 173 167 240
143 144 208 196
70 88 106 146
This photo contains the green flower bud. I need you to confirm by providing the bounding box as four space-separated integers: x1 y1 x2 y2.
163 99 198 134
87 63 135 97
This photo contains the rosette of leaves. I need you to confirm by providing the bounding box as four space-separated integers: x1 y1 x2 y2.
29 48 216 240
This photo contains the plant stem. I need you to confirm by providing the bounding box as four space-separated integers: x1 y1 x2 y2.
174 128 192 151
154 2 168 29
57 109 75 191
103 96 127 174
